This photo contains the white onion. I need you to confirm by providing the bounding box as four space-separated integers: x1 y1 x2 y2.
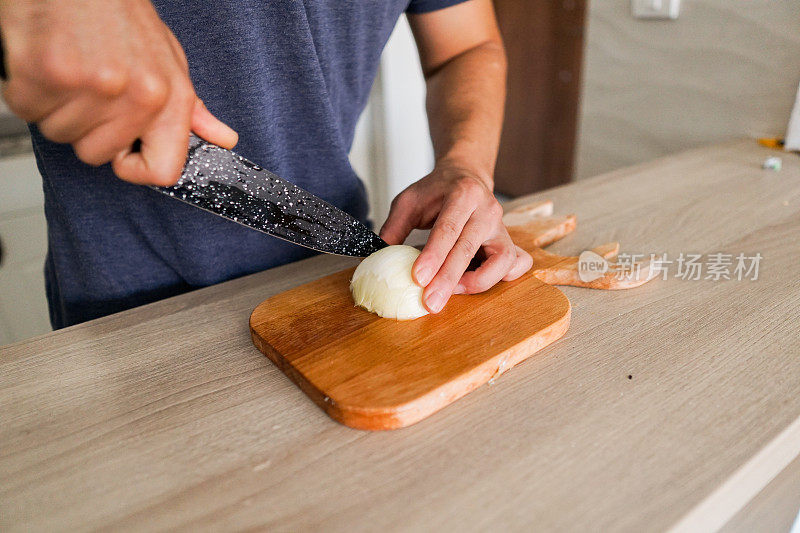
350 245 429 320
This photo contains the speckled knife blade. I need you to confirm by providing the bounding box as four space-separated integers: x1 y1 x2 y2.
152 134 387 257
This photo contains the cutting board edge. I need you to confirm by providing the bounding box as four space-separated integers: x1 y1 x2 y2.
250 298 572 431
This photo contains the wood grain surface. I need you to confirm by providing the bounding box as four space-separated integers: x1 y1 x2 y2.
1 140 799 531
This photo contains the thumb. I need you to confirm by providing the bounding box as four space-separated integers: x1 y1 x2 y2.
191 98 238 149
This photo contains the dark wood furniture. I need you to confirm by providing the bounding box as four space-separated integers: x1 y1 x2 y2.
493 0 587 196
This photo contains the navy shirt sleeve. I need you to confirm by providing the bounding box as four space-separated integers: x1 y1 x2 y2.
406 0 471 14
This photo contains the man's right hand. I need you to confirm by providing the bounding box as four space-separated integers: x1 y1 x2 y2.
0 0 238 186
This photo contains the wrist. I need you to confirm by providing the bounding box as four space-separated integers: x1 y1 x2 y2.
435 154 495 189
434 138 497 189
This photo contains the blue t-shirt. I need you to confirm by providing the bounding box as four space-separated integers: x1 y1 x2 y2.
30 0 465 329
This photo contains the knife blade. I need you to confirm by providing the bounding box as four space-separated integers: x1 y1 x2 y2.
152 134 388 257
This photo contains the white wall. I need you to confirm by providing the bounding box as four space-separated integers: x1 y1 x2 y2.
350 15 434 228
576 0 800 180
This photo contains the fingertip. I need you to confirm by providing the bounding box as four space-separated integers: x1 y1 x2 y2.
378 228 400 246
379 214 413 247
422 287 449 314
520 248 533 270
112 143 182 186
218 126 239 150
112 151 146 184
502 247 534 281
192 99 238 149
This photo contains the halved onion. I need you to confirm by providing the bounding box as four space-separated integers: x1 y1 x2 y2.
350 245 429 320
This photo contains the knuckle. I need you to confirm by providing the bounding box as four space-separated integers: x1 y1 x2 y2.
438 219 462 239
88 63 129 96
392 190 408 204
456 236 479 256
3 101 29 121
403 186 419 200
132 72 169 110
498 248 516 266
487 200 504 219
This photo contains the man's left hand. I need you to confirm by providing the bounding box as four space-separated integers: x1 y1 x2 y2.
380 163 533 314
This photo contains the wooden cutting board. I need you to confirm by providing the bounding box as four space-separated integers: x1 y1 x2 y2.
250 268 569 430
250 200 654 430
249 201 574 430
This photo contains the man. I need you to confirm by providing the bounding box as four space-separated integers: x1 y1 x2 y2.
0 0 532 329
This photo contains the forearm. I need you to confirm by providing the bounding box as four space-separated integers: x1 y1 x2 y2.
424 40 507 188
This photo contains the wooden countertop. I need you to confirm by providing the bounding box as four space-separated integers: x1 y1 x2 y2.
2 140 799 531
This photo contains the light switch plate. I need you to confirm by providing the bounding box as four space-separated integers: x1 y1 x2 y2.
632 0 681 19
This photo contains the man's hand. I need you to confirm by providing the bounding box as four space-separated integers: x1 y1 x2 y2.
380 164 532 314
0 0 237 185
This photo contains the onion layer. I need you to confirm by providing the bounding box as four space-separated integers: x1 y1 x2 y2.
350 245 429 320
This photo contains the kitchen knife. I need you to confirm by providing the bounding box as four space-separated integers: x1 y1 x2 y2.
0 37 385 257
153 134 388 257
